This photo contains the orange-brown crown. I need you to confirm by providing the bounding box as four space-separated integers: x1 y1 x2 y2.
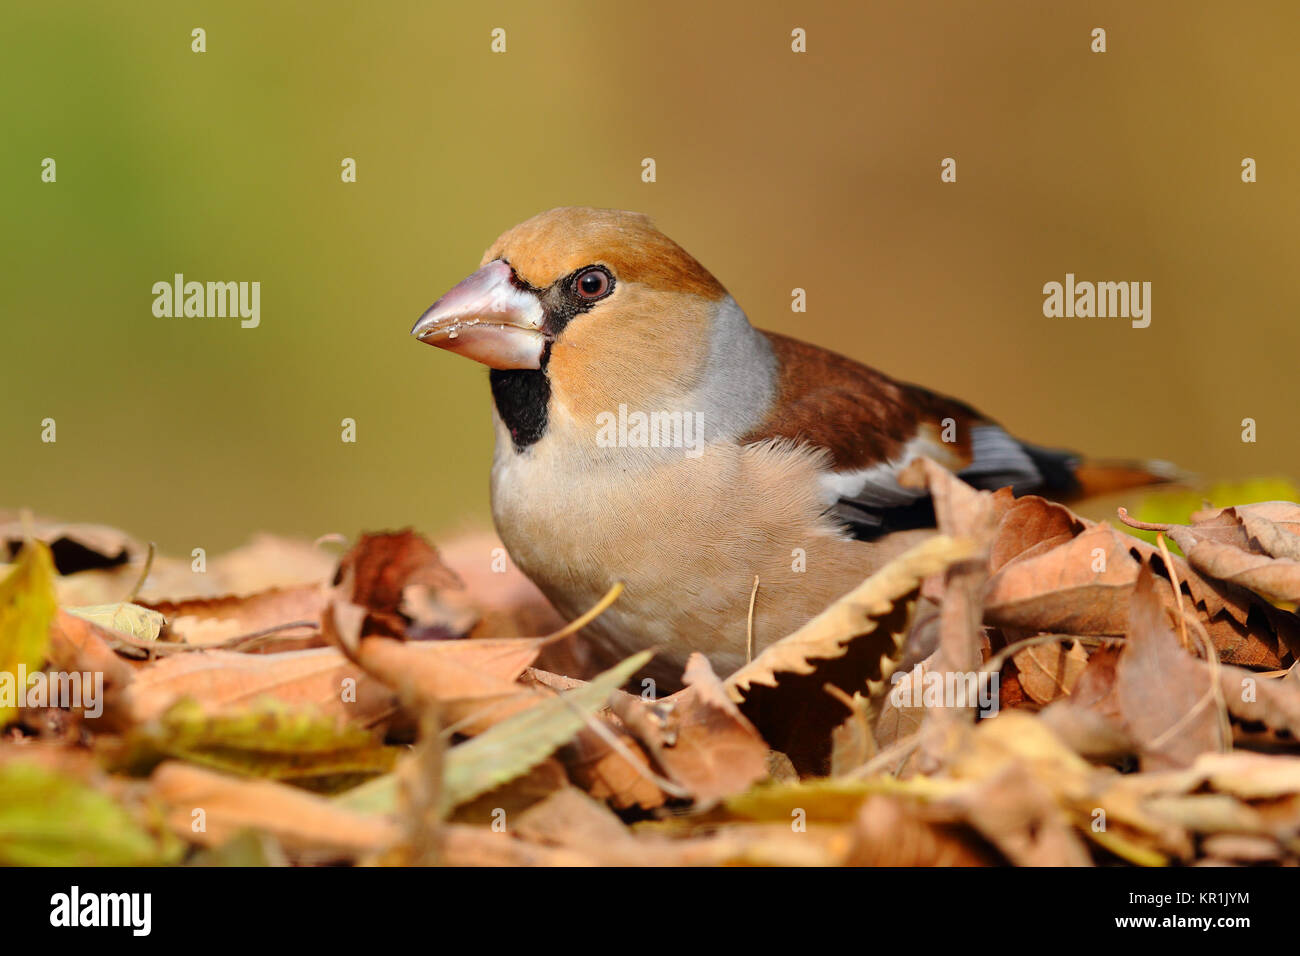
482 207 727 300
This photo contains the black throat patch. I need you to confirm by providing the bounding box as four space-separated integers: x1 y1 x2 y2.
490 364 551 452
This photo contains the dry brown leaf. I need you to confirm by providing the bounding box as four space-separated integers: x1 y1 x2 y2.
513 786 642 861
1229 503 1300 560
872 654 930 749
353 635 545 734
986 523 1141 634
438 823 599 866
725 534 974 701
1140 794 1266 835
558 721 668 811
150 761 397 854
937 761 1093 866
1037 643 1135 761
124 646 397 728
1180 538 1300 608
1121 505 1300 628
1219 667 1300 739
1200 833 1285 863
1116 566 1224 770
334 529 466 639
988 495 1085 574
619 654 768 808
900 457 997 678
1187 501 1300 559
726 535 971 773
521 665 669 807
143 585 326 648
1185 751 1300 800
846 794 998 865
829 688 875 775
44 610 136 728
1013 641 1090 705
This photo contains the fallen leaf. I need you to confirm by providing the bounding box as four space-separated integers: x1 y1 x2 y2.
846 794 998 865
143 586 326 648
1116 566 1224 770
108 696 399 789
338 651 652 815
899 457 998 677
727 535 972 771
450 758 570 826
354 634 543 734
1013 640 1090 705
0 541 57 726
726 535 974 701
334 529 465 638
1219 667 1300 739
986 524 1141 634
556 720 668 811
44 610 135 727
617 653 768 808
988 495 1085 574
1179 538 1300 608
67 602 165 642
0 759 177 865
150 761 398 854
124 646 397 728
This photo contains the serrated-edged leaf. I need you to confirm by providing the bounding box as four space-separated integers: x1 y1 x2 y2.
337 651 651 816
109 696 398 789
0 541 57 726
67 602 165 641
443 650 651 810
0 760 178 865
724 535 974 702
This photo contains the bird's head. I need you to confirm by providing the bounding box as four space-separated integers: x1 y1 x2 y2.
411 208 747 430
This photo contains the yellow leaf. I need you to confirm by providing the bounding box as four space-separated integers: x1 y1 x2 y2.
0 761 179 865
0 541 57 726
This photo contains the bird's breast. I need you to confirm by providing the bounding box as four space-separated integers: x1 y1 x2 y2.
487 413 897 678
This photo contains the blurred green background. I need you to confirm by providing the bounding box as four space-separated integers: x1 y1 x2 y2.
3 0 1298 554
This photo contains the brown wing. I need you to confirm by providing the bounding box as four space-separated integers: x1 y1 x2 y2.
741 331 1074 537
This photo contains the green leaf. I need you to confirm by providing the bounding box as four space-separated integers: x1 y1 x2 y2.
67 602 165 641
108 697 398 791
0 540 57 726
0 760 179 865
339 650 652 816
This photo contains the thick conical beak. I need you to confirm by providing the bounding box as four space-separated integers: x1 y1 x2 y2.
410 260 547 369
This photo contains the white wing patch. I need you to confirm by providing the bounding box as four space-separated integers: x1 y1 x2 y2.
820 425 1043 509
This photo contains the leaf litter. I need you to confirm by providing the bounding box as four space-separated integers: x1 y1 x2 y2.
3 474 1300 866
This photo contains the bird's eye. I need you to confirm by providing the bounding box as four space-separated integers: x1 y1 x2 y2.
574 267 612 300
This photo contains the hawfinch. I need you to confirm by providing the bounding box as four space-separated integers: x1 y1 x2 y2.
412 208 1170 680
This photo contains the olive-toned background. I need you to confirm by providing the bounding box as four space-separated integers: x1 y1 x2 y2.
4 1 1298 553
